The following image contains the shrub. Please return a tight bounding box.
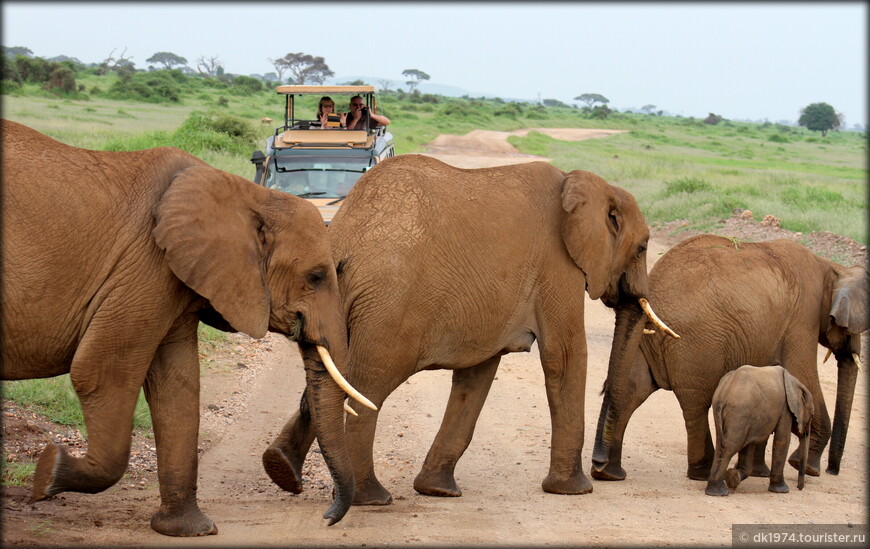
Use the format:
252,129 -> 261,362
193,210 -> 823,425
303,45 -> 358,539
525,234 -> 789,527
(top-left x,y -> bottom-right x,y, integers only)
767,133 -> 789,143
703,113 -> 724,125
663,176 -> 713,195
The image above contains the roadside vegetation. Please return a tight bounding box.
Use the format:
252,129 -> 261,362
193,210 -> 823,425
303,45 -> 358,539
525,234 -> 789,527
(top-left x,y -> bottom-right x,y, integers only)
2,65 -> 866,457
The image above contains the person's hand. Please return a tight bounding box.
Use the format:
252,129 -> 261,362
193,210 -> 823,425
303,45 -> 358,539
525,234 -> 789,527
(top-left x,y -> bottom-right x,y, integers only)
340,112 -> 347,126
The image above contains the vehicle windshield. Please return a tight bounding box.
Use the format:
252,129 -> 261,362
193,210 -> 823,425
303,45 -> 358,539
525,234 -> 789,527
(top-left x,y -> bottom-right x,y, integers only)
264,155 -> 372,199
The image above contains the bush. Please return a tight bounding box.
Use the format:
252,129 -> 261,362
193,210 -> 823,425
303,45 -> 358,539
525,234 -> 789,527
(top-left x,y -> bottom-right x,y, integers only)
230,75 -> 264,95
767,133 -> 789,143
107,70 -> 181,103
703,113 -> 724,125
663,177 -> 713,195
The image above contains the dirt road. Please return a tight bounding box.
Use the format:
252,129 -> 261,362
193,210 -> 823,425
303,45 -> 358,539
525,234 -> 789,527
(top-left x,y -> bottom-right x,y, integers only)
2,129 -> 866,547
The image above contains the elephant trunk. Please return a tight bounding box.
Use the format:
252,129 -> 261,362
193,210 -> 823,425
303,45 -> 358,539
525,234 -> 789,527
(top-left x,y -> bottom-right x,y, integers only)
826,352 -> 859,475
592,300 -> 646,475
300,343 -> 354,525
797,431 -> 809,490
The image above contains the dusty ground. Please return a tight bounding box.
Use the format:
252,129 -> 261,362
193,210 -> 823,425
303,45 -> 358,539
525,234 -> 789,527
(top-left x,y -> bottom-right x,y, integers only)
2,128 -> 867,547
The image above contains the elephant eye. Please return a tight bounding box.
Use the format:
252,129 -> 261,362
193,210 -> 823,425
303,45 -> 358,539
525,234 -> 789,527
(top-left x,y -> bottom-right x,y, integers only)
307,268 -> 326,288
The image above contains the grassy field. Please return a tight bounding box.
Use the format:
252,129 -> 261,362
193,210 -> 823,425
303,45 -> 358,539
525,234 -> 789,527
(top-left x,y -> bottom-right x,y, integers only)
1,73 -> 866,441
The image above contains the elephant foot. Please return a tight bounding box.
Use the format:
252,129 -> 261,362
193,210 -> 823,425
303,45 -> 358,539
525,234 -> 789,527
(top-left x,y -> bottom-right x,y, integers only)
30,443 -> 63,502
704,480 -> 729,496
413,469 -> 461,497
590,461 -> 627,481
262,446 -> 304,494
725,468 -> 745,491
542,470 -> 593,495
686,464 -> 711,481
150,504 -> 217,537
353,478 -> 392,506
767,480 -> 790,494
788,452 -> 820,477
825,463 -> 840,475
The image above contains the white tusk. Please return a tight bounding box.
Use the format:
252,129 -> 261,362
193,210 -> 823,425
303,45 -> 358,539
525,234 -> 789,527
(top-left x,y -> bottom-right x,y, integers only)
643,329 -> 656,335
853,353 -> 862,369
823,349 -> 833,363
317,345 -> 378,411
638,298 -> 680,339
344,400 -> 358,417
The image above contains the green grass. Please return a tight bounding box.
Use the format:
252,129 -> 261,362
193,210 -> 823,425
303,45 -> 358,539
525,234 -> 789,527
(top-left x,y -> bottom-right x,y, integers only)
2,376 -> 152,435
2,462 -> 36,486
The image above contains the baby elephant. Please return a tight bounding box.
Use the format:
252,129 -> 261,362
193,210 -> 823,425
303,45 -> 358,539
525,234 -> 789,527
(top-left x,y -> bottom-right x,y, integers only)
705,365 -> 814,496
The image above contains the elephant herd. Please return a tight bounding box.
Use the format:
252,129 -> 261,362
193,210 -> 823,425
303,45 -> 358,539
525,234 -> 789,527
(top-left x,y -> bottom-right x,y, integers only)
1,119 -> 866,538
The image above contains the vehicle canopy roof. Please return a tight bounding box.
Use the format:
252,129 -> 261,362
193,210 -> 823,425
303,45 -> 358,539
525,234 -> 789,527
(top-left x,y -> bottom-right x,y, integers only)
276,85 -> 376,95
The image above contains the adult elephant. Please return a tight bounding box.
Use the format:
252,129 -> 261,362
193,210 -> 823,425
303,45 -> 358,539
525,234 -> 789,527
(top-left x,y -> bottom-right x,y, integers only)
261,154 -> 676,505
592,234 -> 867,483
0,120 -> 370,536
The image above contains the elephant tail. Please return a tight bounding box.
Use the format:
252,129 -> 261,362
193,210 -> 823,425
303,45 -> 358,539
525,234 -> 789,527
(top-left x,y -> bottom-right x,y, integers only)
712,401 -> 726,452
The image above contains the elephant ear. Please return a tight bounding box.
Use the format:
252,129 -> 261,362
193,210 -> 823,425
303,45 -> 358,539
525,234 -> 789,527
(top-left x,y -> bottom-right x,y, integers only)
783,369 -> 814,436
153,165 -> 270,339
830,266 -> 869,334
561,171 -> 615,300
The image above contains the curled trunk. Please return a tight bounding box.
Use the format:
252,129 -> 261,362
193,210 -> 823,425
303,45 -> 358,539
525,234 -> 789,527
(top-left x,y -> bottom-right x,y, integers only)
591,299 -> 646,473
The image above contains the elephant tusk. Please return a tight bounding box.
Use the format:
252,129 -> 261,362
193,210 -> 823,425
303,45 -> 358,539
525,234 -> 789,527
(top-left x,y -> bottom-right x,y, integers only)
638,298 -> 680,339
317,345 -> 378,411
853,353 -> 862,369
643,329 -> 656,335
343,400 -> 358,417
823,349 -> 832,363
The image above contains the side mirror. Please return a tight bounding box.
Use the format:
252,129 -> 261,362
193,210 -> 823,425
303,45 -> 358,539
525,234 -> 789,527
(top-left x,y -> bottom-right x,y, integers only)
250,150 -> 266,184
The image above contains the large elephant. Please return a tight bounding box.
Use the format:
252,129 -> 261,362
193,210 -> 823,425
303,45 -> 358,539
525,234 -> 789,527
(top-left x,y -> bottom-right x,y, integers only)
0,120 -> 369,536
260,153 -> 675,505
592,234 -> 867,484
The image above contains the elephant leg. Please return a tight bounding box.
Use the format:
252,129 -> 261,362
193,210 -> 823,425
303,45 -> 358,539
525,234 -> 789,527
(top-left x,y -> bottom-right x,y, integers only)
769,418 -> 791,493
705,443 -> 739,496
143,315 -> 217,537
728,444 -> 755,490
414,356 -> 500,497
539,340 -> 592,495
678,397 -> 715,481
346,365 -> 411,506
31,311 -> 151,503
262,391 -> 316,494
737,440 -> 770,477
591,355 -> 657,481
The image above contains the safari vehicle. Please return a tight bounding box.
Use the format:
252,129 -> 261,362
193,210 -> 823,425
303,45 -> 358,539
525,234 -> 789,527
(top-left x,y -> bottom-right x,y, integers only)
251,85 -> 395,225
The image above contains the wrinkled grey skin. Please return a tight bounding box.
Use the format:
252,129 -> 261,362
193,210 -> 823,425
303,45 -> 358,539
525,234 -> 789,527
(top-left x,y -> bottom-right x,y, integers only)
0,119 -> 354,536
705,365 -> 814,496
593,234 -> 867,484
261,154 -> 655,505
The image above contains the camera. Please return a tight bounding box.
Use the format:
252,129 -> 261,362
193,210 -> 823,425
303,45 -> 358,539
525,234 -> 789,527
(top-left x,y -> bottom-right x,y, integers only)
361,107 -> 368,114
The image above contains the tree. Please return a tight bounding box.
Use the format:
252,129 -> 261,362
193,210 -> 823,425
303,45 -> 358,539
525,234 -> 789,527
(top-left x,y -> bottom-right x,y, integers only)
273,53 -> 333,85
97,47 -> 135,75
402,69 -> 430,92
641,104 -> 657,114
196,55 -> 223,77
798,102 -> 840,136
146,52 -> 188,70
3,46 -> 33,58
377,78 -> 393,92
574,93 -> 609,108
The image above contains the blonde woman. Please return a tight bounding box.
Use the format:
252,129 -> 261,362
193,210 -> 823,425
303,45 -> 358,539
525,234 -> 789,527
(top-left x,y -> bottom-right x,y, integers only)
316,96 -> 346,129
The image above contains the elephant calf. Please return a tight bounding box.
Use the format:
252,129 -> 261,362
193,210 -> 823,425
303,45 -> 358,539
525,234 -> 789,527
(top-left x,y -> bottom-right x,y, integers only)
705,365 -> 814,496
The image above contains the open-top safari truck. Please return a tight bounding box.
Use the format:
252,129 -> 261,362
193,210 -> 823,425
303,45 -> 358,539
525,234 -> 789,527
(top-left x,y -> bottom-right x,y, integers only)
251,85 -> 395,224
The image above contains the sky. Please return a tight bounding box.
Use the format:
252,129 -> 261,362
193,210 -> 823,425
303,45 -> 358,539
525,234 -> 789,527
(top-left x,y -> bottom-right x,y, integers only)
3,2 -> 867,126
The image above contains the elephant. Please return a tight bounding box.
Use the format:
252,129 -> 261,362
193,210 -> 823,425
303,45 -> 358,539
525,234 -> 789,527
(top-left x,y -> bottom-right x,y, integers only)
705,365 -> 814,496
260,153 -> 676,505
0,119 -> 371,536
592,234 -> 867,485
